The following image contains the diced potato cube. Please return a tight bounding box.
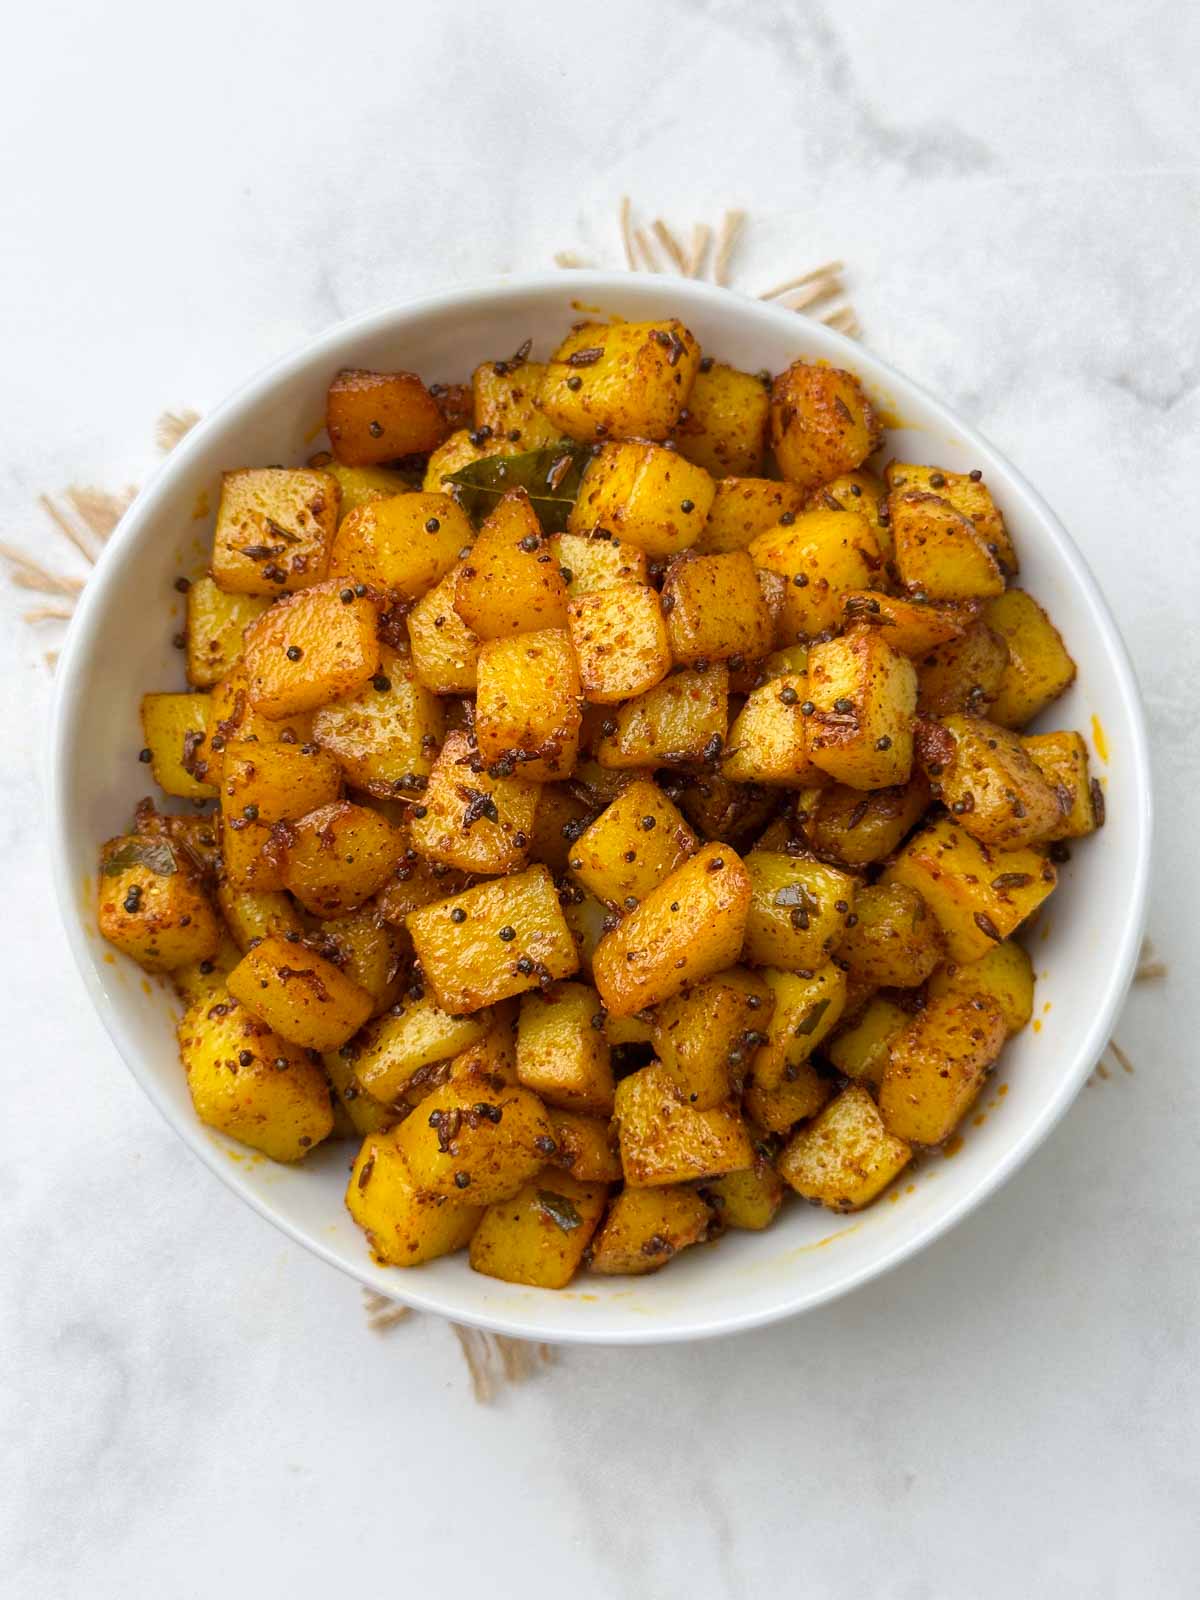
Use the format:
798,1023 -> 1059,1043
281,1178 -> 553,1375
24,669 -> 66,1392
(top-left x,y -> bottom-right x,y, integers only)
475,628 -> 582,781
203,665 -> 314,787
311,645 -> 443,795
324,1048 -> 396,1136
393,1080 -> 554,1204
806,469 -> 893,563
743,1064 -> 833,1136
879,993 -> 1006,1144
885,461 -> 1017,575
567,583 -> 671,704
677,773 -> 779,848
140,692 -> 217,800
749,963 -> 846,1090
596,664 -> 729,770
568,441 -> 714,559
561,885 -> 609,981
701,1154 -> 786,1231
409,729 -> 538,874
918,713 -> 1065,848
545,1110 -> 623,1183
891,491 -> 1004,600
722,674 -> 822,786
423,428 -> 494,490
98,834 -> 221,972
778,1084 -> 911,1210
604,1011 -> 655,1047
769,362 -> 882,492
827,996 -> 911,1085
171,932 -> 241,1005
589,1185 -> 710,1274
220,818 -> 284,893
445,1001 -> 520,1091
180,990 -> 333,1161
407,865 -> 579,1014
242,582 -> 381,718
407,577 -> 481,704
805,631 -> 917,789
592,844 -> 751,1016
882,817 -> 1056,962
742,852 -> 857,971
221,737 -> 341,823
982,590 -> 1077,728
653,967 -> 774,1109
326,368 -> 447,465
330,491 -> 473,600
836,882 -> 944,988
842,590 -> 969,656
315,902 -> 404,1014
212,468 -> 338,596
472,358 -> 563,451
800,773 -> 931,866
916,620 -> 1010,717
674,361 -> 770,477
567,777 -> 697,911
1021,730 -> 1102,840
216,882 -> 304,951
698,477 -> 807,554
185,578 -> 269,687
662,550 -> 774,664
539,319 -> 701,443
750,509 -> 883,641
614,1062 -> 753,1187
346,1135 -> 480,1264
454,489 -> 570,638
469,1171 -> 609,1288
227,933 -> 373,1050
348,996 -> 489,1105
926,941 -> 1035,1037
516,981 -> 614,1114
550,530 -> 648,595
321,461 -> 412,522
275,800 -> 407,916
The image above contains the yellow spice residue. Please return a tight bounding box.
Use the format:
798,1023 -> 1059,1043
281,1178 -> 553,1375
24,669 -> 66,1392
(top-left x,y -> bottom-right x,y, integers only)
997,1083 -> 1008,1097
304,417 -> 327,444
943,1134 -> 964,1158
1091,714 -> 1110,764
1032,1019 -> 1042,1033
569,301 -> 624,321
191,488 -> 210,520
103,951 -> 116,965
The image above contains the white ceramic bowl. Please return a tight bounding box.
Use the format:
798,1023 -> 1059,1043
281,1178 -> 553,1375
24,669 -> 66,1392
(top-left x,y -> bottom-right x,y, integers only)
50,273 -> 1152,1344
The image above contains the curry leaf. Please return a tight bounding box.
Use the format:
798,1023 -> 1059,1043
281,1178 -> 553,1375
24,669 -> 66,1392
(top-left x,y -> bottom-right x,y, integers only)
536,1190 -> 583,1232
102,837 -> 178,877
444,443 -> 592,533
793,997 -> 831,1038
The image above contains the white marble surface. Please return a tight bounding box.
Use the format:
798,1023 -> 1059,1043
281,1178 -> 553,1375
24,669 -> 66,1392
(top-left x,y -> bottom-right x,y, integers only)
2,1 -> 1197,1594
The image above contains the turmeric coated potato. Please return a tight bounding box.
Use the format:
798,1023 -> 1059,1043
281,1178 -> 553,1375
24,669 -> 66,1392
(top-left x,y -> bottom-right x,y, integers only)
769,362 -> 882,493
99,311 -> 1104,1287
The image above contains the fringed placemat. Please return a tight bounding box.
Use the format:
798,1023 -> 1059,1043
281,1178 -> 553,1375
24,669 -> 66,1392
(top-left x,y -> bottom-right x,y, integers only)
5,202 -> 1162,1397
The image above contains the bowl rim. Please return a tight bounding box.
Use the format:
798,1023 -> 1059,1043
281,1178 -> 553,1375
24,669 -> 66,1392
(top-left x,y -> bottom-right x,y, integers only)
48,271 -> 1153,1344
